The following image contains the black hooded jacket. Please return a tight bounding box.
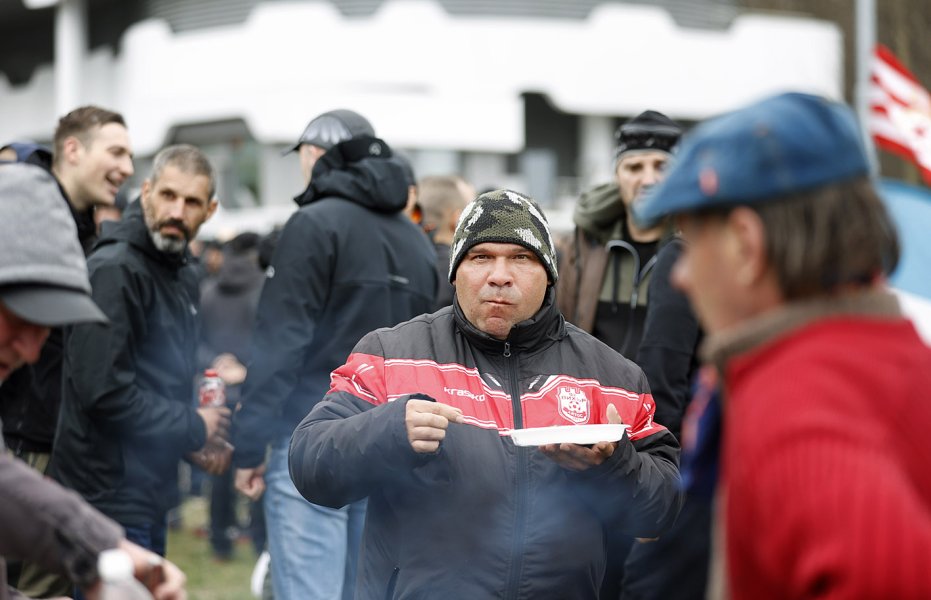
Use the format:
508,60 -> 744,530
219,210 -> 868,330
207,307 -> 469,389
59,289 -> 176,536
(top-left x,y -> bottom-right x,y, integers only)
51,201 -> 207,525
232,137 -> 437,468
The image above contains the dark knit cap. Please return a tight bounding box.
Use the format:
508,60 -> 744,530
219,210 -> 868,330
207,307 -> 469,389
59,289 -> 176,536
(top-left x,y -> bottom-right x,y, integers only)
448,189 -> 558,283
614,110 -> 683,162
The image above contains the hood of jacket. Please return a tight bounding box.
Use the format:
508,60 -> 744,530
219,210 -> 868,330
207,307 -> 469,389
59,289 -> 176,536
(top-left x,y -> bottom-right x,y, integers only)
573,182 -> 627,244
573,182 -> 677,247
294,136 -> 409,214
93,199 -> 190,269
24,152 -> 98,253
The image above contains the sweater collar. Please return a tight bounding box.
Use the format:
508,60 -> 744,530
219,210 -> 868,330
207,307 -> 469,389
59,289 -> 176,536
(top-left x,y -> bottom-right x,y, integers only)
701,287 -> 902,375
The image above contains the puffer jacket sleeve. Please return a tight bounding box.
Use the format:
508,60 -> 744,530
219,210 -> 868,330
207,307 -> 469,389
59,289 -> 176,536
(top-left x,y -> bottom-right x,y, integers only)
570,369 -> 683,538
0,453 -> 123,589
289,331 -> 440,508
65,261 -> 205,451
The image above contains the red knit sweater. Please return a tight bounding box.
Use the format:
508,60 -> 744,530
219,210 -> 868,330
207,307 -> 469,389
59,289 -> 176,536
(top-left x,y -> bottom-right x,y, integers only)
722,317 -> 931,599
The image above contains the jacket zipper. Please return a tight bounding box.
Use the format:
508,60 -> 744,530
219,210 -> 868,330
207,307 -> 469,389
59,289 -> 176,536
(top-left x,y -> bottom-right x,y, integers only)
384,566 -> 400,600
606,239 -> 661,353
605,239 -> 639,314
503,341 -> 528,600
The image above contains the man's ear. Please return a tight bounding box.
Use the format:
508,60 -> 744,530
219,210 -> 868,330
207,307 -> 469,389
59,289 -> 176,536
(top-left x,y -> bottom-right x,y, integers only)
61,136 -> 82,166
140,179 -> 152,205
727,207 -> 769,288
206,198 -> 219,220
447,208 -> 463,234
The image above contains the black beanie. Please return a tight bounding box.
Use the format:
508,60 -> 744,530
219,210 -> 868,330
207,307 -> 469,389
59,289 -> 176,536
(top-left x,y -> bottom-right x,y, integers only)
614,110 -> 683,162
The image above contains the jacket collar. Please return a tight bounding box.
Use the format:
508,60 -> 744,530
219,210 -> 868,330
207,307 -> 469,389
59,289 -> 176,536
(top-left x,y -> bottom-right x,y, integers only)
453,287 -> 566,355
572,182 -> 675,246
701,287 -> 902,376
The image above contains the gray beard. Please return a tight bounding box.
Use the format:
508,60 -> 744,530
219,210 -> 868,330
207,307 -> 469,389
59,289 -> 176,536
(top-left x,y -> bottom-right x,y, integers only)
149,230 -> 187,255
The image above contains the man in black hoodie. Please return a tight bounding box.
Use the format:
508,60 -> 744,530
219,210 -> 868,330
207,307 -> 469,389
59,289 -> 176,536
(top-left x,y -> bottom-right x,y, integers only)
1,107 -> 134,598
52,144 -> 231,559
232,109 -> 437,600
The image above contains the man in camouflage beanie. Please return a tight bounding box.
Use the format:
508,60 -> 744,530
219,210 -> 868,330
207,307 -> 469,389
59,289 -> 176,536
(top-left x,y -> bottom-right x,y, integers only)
448,189 -> 558,284
290,189 -> 682,599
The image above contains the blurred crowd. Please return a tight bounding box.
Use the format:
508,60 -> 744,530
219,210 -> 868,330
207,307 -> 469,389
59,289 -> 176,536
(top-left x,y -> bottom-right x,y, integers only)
1,94 -> 929,600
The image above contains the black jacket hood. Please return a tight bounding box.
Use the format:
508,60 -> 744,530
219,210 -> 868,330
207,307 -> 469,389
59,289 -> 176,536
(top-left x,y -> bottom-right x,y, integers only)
294,136 -> 408,213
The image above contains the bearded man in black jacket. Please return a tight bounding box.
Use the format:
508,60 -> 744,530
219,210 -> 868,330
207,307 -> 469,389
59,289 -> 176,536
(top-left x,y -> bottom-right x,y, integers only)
231,109 -> 437,600
52,144 -> 231,559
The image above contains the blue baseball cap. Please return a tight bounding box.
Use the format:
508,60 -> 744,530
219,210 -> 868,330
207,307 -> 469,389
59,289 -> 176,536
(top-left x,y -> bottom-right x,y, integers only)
633,93 -> 870,227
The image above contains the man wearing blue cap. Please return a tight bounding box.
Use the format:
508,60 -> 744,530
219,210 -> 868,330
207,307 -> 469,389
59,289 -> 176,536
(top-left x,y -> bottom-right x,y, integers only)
634,92 -> 931,599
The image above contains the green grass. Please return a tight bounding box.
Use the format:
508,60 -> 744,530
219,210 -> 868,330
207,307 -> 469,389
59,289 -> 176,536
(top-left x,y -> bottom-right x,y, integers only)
166,496 -> 258,600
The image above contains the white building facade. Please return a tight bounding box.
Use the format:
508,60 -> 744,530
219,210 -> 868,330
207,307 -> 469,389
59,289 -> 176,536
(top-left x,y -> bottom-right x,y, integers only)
0,0 -> 842,235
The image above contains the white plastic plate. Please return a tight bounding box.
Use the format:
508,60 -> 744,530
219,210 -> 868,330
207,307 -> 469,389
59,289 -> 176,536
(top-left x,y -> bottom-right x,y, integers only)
507,424 -> 630,447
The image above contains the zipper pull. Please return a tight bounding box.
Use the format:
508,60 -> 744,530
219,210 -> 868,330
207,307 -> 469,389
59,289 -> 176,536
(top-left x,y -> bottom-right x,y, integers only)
503,342 -> 511,358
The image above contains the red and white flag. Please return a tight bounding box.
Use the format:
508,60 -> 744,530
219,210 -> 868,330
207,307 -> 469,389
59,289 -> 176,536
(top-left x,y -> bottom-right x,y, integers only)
869,45 -> 931,185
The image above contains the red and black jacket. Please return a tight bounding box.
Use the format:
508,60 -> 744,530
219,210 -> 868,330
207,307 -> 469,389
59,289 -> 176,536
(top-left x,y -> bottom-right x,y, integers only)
290,288 -> 682,600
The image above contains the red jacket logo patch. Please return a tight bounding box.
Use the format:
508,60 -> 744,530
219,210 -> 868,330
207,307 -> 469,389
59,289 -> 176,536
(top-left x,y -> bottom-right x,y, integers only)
557,386 -> 590,424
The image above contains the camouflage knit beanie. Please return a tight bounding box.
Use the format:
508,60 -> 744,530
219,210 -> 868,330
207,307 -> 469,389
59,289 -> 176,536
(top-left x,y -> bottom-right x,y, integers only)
448,189 -> 558,283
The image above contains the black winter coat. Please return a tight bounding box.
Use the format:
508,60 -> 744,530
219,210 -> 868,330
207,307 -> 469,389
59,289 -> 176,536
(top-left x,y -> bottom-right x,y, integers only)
51,201 -> 207,525
232,137 -> 437,468
290,290 -> 682,600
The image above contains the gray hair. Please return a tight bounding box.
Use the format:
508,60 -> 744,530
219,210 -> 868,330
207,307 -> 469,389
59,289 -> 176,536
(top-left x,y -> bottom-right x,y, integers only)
150,144 -> 217,199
